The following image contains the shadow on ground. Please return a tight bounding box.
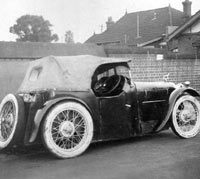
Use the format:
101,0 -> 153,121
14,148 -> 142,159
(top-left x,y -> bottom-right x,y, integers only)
0,130 -> 177,160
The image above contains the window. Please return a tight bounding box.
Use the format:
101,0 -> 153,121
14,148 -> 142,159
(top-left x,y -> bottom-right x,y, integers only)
95,63 -> 130,80
92,63 -> 131,96
29,67 -> 42,82
115,65 -> 130,78
97,68 -> 115,80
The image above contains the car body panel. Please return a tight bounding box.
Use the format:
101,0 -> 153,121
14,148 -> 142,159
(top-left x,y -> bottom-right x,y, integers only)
135,82 -> 175,119
156,86 -> 200,132
98,92 -> 132,139
27,91 -> 100,144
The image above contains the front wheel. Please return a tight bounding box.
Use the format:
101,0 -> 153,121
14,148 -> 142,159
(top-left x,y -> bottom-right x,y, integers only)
42,102 -> 93,158
171,95 -> 200,138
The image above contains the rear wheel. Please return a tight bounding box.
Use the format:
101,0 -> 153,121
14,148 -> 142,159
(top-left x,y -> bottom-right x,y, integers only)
171,95 -> 200,138
42,102 -> 93,158
0,94 -> 25,149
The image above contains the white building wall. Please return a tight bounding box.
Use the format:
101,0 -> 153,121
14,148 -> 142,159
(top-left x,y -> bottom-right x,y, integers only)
184,19 -> 200,33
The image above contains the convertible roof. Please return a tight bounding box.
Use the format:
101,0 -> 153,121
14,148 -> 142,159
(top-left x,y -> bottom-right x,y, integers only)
18,55 -> 130,92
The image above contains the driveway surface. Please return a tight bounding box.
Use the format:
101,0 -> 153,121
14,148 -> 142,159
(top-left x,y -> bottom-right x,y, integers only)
0,130 -> 200,179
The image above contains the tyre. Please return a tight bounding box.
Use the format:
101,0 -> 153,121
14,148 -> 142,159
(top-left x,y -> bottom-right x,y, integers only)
171,95 -> 200,138
0,94 -> 25,149
42,102 -> 93,158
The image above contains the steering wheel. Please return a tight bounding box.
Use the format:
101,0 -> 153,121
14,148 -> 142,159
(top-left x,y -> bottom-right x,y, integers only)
94,75 -> 122,96
93,77 -> 108,94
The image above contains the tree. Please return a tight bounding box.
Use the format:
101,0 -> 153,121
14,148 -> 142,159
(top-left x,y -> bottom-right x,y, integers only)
65,30 -> 74,44
10,15 -> 59,42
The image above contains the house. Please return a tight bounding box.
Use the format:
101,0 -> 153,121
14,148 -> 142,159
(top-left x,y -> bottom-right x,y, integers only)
167,9 -> 200,57
85,0 -> 192,49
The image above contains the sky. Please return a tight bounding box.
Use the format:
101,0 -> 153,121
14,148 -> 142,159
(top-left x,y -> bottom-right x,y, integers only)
0,0 -> 200,43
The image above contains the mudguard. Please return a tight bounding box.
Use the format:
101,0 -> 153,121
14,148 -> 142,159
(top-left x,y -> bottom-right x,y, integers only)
155,86 -> 200,132
28,97 -> 93,143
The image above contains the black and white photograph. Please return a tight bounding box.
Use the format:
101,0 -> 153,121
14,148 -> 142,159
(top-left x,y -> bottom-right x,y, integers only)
0,0 -> 200,178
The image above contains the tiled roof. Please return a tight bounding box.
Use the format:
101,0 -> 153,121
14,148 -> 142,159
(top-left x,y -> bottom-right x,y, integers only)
85,7 -> 185,46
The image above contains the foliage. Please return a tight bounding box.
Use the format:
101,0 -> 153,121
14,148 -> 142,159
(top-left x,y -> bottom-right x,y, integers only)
65,30 -> 74,44
10,15 -> 59,42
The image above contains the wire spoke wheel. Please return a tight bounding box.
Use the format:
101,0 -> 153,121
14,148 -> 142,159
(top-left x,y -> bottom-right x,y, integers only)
0,101 -> 16,141
51,110 -> 86,149
171,95 -> 200,138
0,94 -> 25,149
42,102 -> 93,158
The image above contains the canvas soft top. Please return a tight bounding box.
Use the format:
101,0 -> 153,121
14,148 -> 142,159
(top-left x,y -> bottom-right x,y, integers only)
18,55 -> 130,92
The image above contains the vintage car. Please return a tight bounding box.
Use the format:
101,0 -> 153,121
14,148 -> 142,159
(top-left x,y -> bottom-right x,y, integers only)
0,55 -> 200,158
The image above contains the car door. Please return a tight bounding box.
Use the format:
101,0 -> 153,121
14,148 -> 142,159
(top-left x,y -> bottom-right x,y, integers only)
99,91 -> 132,140
92,63 -> 133,140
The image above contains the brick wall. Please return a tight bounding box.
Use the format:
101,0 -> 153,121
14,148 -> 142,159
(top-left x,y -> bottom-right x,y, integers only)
109,54 -> 200,92
0,53 -> 200,101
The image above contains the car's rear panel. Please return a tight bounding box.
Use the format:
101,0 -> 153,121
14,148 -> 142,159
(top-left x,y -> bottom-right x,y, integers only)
19,90 -> 101,145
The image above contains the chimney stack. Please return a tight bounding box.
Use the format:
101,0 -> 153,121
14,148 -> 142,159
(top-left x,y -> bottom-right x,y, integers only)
182,0 -> 192,20
106,17 -> 114,30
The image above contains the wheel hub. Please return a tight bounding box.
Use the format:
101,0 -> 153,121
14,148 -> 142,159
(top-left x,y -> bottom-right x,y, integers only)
60,121 -> 75,138
180,110 -> 192,123
5,114 -> 14,125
